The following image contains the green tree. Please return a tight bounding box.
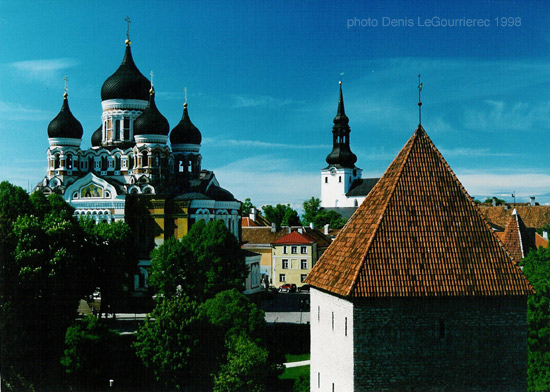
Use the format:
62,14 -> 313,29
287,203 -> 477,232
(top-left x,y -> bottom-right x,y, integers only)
242,198 -> 255,215
0,184 -> 92,389
484,197 -> 505,205
149,220 -> 247,301
262,204 -> 301,227
521,245 -> 550,391
60,315 -> 118,387
134,296 -> 208,389
213,333 -> 271,392
302,196 -> 347,229
80,219 -> 135,318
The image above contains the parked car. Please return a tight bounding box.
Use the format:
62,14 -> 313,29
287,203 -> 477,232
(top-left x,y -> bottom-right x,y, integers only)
279,283 -> 297,293
298,284 -> 310,292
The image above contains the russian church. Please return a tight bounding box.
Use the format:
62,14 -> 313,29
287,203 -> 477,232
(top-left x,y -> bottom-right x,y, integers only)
35,34 -> 244,293
321,82 -> 379,217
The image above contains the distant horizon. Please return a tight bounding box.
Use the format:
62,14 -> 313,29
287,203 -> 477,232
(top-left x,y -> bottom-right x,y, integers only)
1,1 -> 549,208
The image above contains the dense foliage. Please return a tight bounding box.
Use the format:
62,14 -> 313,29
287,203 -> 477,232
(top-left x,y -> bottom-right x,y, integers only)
241,197 -> 255,215
302,196 -> 348,229
149,219 -> 247,301
261,204 -> 301,227
521,245 -> 550,391
134,289 -> 278,391
0,183 -> 92,389
60,315 -> 119,386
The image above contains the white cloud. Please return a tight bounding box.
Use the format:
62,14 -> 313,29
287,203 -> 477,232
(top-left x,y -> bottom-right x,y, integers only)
439,147 -> 514,158
8,58 -> 79,85
231,94 -> 302,109
464,100 -> 550,132
203,137 -> 329,150
456,171 -> 550,201
0,101 -> 51,121
212,157 -> 319,209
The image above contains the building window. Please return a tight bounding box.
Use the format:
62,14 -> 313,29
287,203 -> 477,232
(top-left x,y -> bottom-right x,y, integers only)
332,383 -> 335,392
282,259 -> 289,269
325,177 -> 328,183
291,246 -> 298,254
301,246 -> 307,254
339,176 -> 342,183
301,259 -> 308,269
283,246 -> 288,254
279,274 -> 286,282
301,274 -> 307,283
345,317 -> 348,336
318,372 -> 320,388
332,311 -> 334,330
318,306 -> 320,322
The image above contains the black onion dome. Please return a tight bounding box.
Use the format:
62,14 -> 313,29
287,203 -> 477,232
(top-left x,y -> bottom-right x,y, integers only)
170,103 -> 202,145
91,125 -> 102,147
133,89 -> 170,136
101,44 -> 151,101
47,94 -> 83,139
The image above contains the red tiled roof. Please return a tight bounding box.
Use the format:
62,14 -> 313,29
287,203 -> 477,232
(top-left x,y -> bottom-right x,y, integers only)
535,233 -> 549,248
499,210 -> 535,261
272,231 -> 316,245
307,125 -> 532,298
479,205 -> 550,229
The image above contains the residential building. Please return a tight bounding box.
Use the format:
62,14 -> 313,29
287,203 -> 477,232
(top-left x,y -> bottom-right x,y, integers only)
272,231 -> 319,287
242,225 -> 331,286
307,125 -> 532,391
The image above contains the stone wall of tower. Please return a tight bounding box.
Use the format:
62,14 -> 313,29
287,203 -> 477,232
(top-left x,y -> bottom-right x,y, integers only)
310,288 -> 355,392
311,289 -> 527,392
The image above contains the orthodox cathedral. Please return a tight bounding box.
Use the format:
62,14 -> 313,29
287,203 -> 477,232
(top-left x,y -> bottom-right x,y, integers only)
35,35 -> 245,293
321,82 -> 379,216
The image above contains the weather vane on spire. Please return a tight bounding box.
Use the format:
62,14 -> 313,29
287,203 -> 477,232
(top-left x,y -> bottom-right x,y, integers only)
125,16 -> 131,45
418,74 -> 423,125
64,75 -> 68,97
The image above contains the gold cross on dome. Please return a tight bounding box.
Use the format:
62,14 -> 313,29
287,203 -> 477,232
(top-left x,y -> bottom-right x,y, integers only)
125,16 -> 131,40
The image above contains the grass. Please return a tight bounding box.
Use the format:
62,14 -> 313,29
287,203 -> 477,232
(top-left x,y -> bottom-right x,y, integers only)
284,353 -> 310,363
279,353 -> 310,381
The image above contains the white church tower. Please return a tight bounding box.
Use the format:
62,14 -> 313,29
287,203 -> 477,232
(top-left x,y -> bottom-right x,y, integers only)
321,82 -> 363,208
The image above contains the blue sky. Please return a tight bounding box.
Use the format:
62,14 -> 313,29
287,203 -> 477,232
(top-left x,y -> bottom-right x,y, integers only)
1,0 -> 549,209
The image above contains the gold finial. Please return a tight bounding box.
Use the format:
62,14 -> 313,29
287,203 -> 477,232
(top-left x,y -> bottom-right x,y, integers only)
125,16 -> 132,46
417,74 -> 423,125
63,75 -> 68,98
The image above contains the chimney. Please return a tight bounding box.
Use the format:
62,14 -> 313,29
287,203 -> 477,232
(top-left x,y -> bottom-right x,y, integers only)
492,197 -> 498,206
530,196 -> 536,206
271,222 -> 277,233
324,223 -> 330,235
288,226 -> 292,233
298,227 -> 303,234
543,231 -> 548,240
249,207 -> 256,222
309,222 -> 314,230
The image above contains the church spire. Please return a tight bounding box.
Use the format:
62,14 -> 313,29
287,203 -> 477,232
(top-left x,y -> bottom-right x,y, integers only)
325,81 -> 357,169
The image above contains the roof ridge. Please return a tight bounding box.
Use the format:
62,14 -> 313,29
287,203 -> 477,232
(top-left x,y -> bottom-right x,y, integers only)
347,129 -> 420,296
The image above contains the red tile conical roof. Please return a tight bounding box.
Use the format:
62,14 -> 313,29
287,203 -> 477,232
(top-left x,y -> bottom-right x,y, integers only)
307,126 -> 532,297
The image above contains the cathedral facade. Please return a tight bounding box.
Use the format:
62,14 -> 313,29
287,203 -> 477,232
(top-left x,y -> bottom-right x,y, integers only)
36,37 -> 242,292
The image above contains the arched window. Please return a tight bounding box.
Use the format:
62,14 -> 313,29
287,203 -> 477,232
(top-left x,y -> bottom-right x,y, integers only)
128,154 -> 134,169
142,151 -> 148,167
114,155 -> 121,171
54,154 -> 60,169
101,156 -> 108,171
123,118 -> 130,140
